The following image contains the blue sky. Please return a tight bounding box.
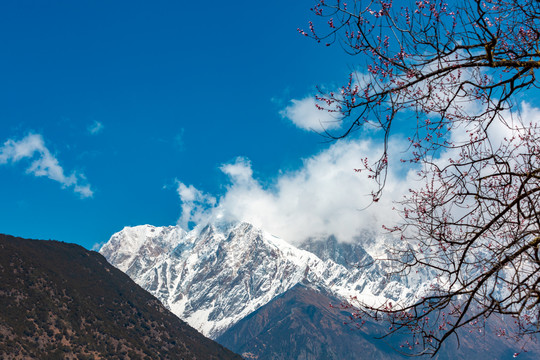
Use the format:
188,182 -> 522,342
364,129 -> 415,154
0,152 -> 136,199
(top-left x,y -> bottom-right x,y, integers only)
0,0 -> 362,249
3,1 -> 539,250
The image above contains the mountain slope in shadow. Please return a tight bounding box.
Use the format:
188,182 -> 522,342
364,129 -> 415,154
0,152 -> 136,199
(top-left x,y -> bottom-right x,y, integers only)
0,233 -> 242,360
217,283 -> 540,360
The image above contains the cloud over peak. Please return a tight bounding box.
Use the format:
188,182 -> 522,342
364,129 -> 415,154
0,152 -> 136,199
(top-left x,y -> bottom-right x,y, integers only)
177,140 -> 407,244
176,181 -> 216,230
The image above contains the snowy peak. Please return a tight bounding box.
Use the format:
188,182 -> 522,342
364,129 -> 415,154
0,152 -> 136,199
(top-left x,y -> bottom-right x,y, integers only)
162,222 -> 328,337
100,224 -> 185,273
100,221 -> 426,339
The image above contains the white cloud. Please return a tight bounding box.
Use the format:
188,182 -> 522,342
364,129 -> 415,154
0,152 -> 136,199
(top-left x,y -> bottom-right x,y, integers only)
220,157 -> 255,185
176,181 -> 216,230
0,133 -> 93,198
178,139 -> 412,244
88,120 -> 104,135
177,95 -> 540,245
91,241 -> 106,251
74,184 -> 94,198
280,97 -> 342,132
195,101 -> 537,244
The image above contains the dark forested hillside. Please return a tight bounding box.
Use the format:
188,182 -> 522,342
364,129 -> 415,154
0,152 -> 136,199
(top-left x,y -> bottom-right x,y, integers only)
0,233 -> 241,360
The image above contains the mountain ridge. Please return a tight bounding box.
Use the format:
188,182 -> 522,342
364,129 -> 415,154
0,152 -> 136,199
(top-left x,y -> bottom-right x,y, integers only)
100,222 -> 428,338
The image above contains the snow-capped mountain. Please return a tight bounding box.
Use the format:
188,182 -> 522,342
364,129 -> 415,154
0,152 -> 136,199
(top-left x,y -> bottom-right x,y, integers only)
100,221 -> 431,339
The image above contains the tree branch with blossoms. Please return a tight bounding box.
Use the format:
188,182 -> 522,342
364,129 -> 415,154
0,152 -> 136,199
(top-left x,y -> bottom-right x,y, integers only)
301,0 -> 540,356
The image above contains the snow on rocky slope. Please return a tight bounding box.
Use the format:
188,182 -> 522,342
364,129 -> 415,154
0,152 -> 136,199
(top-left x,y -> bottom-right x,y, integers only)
100,222 -> 430,339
